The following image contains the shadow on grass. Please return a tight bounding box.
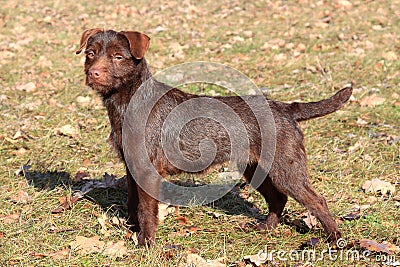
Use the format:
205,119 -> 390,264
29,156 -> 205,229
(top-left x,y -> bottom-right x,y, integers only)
23,168 -> 128,217
23,167 -> 264,220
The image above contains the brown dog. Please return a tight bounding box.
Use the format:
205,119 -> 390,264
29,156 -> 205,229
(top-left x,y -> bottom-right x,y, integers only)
77,28 -> 352,246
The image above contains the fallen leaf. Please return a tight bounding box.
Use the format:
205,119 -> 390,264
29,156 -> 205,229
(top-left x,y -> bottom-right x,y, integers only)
302,212 -> 318,229
382,51 -> 398,61
185,253 -> 226,267
359,94 -> 386,107
52,195 -> 80,214
37,55 -> 53,68
392,93 -> 400,99
244,251 -> 271,266
0,213 -> 20,224
348,140 -> 363,153
356,118 -> 368,126
158,203 -> 176,223
10,190 -> 32,204
12,130 -> 23,140
15,164 -> 31,177
176,213 -> 191,225
57,124 -> 80,138
125,231 -> 138,246
74,170 -> 90,182
292,263 -> 314,267
163,243 -> 184,250
359,239 -> 400,255
341,211 -> 362,221
300,238 -> 320,249
48,249 -> 70,260
303,237 -> 319,247
83,158 -> 92,165
16,82 -> 36,92
78,173 -> 126,195
188,226 -> 202,235
362,178 -> 396,195
243,30 -> 253,38
70,236 -> 104,255
30,249 -> 70,260
207,210 -> 224,219
335,0 -> 353,9
103,240 -> 128,258
97,213 -> 111,237
237,221 -> 253,231
76,96 -> 91,107
292,212 -> 318,233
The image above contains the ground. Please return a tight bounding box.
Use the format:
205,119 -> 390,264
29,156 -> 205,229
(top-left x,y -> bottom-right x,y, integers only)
0,0 -> 399,266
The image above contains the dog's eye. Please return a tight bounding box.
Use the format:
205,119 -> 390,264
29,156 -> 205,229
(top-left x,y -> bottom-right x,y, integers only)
86,51 -> 95,59
114,54 -> 124,61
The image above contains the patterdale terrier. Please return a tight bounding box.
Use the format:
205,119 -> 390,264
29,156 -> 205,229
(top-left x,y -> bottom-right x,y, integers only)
76,28 -> 352,246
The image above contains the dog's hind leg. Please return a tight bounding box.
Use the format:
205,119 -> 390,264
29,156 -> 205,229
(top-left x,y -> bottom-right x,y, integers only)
269,161 -> 341,243
243,164 -> 288,230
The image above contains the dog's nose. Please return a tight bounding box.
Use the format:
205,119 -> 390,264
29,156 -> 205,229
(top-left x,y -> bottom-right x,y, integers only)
89,68 -> 103,79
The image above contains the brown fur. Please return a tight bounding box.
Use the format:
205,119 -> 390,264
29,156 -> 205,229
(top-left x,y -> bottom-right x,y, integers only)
77,29 -> 352,246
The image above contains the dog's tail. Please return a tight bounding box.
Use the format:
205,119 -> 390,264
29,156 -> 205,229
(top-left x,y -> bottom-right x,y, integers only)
289,83 -> 353,122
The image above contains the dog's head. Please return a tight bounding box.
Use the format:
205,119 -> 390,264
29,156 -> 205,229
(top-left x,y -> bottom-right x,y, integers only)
76,29 -> 150,96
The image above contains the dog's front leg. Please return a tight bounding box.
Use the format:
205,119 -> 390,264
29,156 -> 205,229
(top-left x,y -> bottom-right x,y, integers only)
126,167 -> 140,232
136,174 -> 160,246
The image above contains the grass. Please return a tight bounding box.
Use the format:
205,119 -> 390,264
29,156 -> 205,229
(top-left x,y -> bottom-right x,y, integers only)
0,0 -> 399,266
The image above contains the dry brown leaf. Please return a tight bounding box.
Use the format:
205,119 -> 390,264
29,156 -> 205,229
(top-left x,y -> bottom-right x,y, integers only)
76,96 -> 91,106
74,170 -> 90,182
125,231 -> 139,246
356,117 -> 368,126
70,236 -> 104,255
301,237 -> 320,248
158,203 -> 176,223
335,0 -> 353,9
37,55 -> 53,68
70,235 -> 128,258
341,211 -> 362,221
188,226 -> 202,235
359,239 -> 400,255
97,213 -> 111,237
57,124 -> 80,138
103,240 -> 128,258
382,51 -> 398,61
0,213 -> 21,224
348,140 -> 363,153
52,195 -> 80,214
176,212 -> 191,225
48,249 -> 70,260
12,130 -> 23,140
10,190 -> 32,204
359,94 -> 386,107
362,178 -> 396,195
302,212 -> 318,229
292,263 -> 314,267
30,249 -> 70,260
244,251 -> 272,266
185,253 -> 226,267
16,82 -> 36,92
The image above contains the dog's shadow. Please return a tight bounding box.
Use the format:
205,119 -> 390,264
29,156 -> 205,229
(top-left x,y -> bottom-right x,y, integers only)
23,168 -> 128,217
23,168 -> 263,220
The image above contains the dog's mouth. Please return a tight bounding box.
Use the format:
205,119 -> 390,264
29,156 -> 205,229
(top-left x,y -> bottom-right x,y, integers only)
86,76 -> 112,89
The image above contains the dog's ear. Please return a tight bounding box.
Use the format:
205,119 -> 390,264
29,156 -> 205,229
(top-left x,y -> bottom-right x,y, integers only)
120,31 -> 150,59
76,28 -> 104,54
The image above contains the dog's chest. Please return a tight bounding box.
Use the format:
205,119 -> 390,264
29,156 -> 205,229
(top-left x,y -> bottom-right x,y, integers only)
104,97 -> 129,159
